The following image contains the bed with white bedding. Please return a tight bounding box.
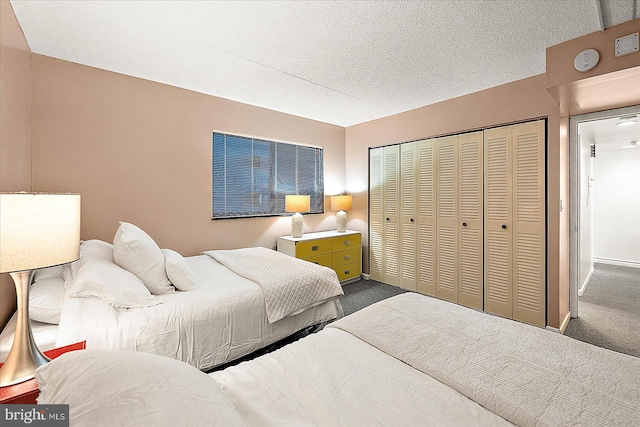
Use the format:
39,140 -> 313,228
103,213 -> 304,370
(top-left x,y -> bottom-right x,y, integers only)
36,292 -> 640,427
3,220 -> 343,371
56,252 -> 342,370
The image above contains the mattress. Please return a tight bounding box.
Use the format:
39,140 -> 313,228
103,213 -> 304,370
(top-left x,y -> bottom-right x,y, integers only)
55,255 -> 342,370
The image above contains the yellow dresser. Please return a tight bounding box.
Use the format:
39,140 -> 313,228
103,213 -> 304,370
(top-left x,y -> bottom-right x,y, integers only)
277,230 -> 362,284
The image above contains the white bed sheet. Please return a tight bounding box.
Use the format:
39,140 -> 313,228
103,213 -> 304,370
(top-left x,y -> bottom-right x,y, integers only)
211,327 -> 512,426
55,255 -> 342,370
0,313 -> 59,362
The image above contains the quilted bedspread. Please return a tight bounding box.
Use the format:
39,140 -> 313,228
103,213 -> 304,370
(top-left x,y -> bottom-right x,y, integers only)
204,247 -> 343,323
330,293 -> 640,427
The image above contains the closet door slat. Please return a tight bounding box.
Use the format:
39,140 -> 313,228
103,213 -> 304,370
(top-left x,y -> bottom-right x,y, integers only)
483,126 -> 513,319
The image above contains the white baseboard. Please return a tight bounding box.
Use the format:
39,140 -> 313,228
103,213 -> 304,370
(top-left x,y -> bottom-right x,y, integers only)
361,273 -> 371,280
593,258 -> 640,269
578,266 -> 594,297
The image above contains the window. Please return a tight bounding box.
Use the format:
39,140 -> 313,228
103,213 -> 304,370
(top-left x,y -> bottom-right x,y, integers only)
212,132 -> 324,219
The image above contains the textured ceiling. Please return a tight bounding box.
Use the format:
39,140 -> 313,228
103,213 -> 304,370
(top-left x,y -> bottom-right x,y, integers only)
9,0 -> 640,127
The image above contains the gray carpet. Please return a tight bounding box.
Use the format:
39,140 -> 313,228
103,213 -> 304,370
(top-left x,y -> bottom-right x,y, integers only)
341,279 -> 408,316
564,263 -> 640,358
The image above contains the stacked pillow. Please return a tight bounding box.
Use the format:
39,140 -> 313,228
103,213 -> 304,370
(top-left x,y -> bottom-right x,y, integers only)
113,222 -> 174,295
30,266 -> 66,324
65,238 -> 161,308
112,221 -> 197,293
161,248 -> 196,291
36,222 -> 198,312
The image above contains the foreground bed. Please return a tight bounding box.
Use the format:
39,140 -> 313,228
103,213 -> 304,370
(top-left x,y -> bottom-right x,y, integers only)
36,292 -> 640,426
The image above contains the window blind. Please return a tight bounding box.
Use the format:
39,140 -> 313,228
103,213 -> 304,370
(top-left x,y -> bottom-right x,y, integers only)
212,133 -> 324,219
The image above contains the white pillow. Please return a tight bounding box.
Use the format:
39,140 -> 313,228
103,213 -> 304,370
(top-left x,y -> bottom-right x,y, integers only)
161,249 -> 197,291
30,278 -> 65,324
36,350 -> 244,427
80,239 -> 114,261
113,222 -> 173,295
33,265 -> 65,282
66,256 -> 162,308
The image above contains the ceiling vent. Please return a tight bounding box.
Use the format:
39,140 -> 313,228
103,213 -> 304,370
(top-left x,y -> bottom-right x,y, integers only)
615,32 -> 639,57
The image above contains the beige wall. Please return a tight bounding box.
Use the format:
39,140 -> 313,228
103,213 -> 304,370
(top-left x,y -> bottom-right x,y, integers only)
30,55 -> 346,257
547,19 -> 640,90
345,74 -> 566,328
547,18 -> 640,117
0,1 -> 32,328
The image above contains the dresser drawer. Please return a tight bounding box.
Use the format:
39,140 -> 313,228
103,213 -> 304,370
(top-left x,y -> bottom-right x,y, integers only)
331,248 -> 361,267
278,231 -> 361,284
295,238 -> 332,258
334,261 -> 361,282
332,234 -> 361,252
301,253 -> 332,268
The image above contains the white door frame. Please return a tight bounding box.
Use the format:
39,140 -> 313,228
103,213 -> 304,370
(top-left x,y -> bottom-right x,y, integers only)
569,104 -> 640,318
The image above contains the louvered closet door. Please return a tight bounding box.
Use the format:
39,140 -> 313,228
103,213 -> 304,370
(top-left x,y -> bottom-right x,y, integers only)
382,145 -> 400,286
416,138 -> 437,296
369,147 -> 384,282
512,121 -> 546,327
458,131 -> 483,310
436,135 -> 459,303
483,126 -> 513,319
399,142 -> 417,290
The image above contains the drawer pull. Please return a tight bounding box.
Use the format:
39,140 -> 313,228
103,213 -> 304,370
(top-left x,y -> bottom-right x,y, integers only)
344,270 -> 350,275
344,255 -> 350,260
344,240 -> 351,246
312,245 -> 319,251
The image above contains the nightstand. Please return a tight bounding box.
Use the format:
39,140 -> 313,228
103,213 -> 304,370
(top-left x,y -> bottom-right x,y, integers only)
0,341 -> 86,404
277,230 -> 362,284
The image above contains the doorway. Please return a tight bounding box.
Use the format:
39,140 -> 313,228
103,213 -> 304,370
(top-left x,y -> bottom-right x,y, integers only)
569,104 -> 640,319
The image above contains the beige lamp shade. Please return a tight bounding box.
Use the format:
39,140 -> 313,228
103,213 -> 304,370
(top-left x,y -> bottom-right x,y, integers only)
285,195 -> 310,213
0,193 -> 81,273
331,195 -> 352,211
0,192 -> 81,387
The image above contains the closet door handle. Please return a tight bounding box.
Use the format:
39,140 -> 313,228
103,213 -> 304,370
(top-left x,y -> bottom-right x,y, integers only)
501,224 -> 507,230
462,222 -> 467,227
386,217 -> 390,221
410,218 -> 414,222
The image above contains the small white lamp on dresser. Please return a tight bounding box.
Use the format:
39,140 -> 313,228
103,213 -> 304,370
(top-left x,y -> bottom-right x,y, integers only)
331,195 -> 352,233
0,193 -> 81,386
285,195 -> 310,238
